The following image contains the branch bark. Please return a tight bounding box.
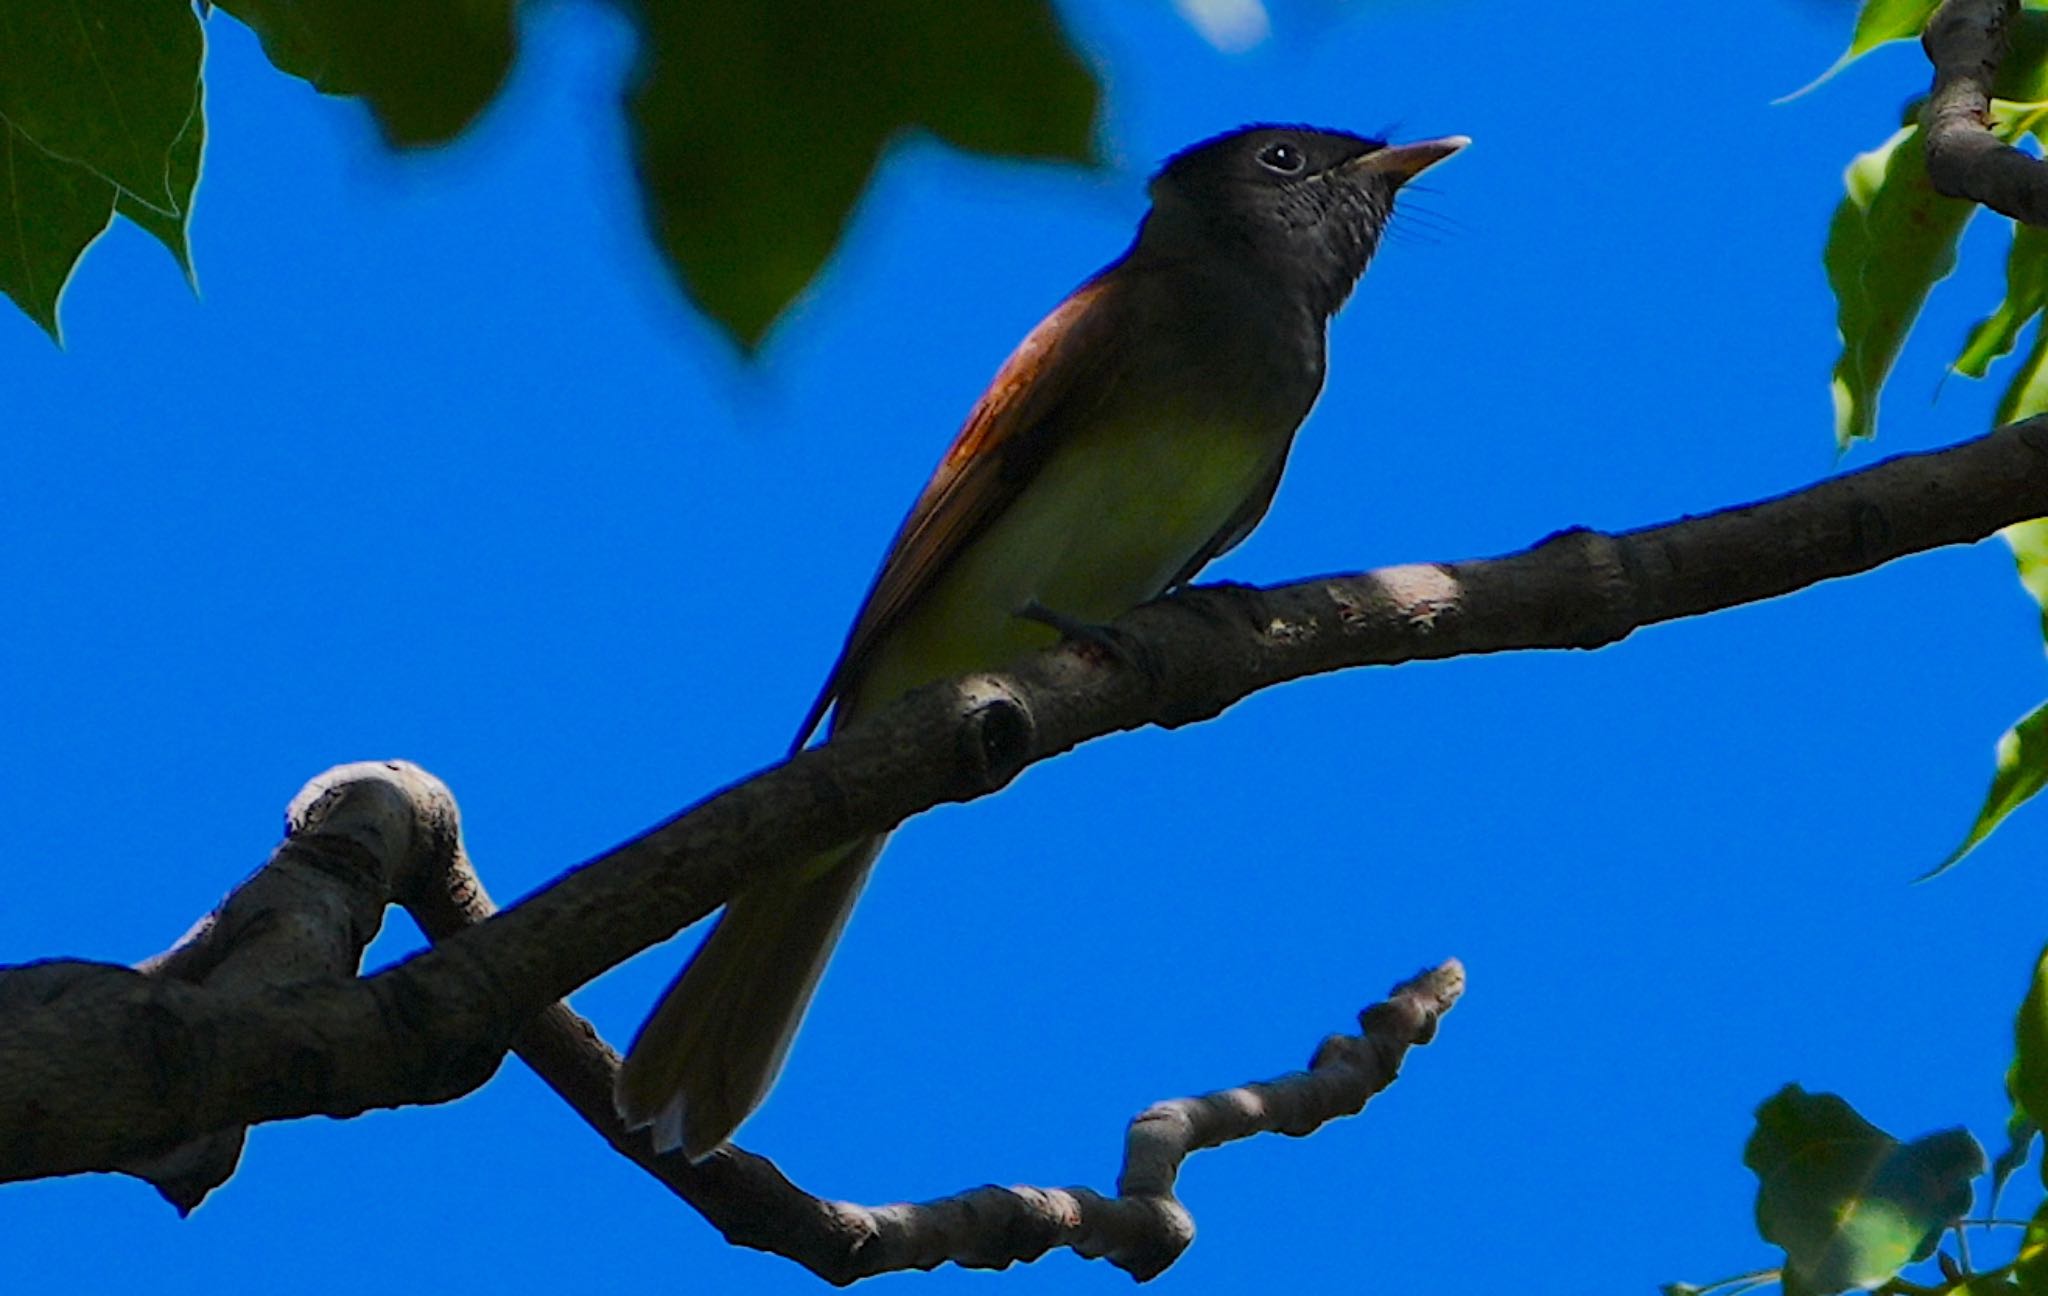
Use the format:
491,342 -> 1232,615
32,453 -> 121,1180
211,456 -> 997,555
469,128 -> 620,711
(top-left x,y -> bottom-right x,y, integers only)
1922,0 -> 2048,224
4,420 -> 2048,1267
425,819 -> 1461,1283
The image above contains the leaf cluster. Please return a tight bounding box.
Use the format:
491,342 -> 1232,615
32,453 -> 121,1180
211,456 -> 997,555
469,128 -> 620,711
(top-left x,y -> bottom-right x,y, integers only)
0,0 -> 1098,347
1671,8 -> 2048,1294
1814,0 -> 2048,869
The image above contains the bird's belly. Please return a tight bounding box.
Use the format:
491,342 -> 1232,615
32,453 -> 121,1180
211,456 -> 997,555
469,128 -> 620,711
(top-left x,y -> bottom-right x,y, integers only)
845,414 -> 1278,721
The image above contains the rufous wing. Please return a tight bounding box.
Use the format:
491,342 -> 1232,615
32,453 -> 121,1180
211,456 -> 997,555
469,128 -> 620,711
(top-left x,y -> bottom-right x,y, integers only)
791,269 -> 1139,750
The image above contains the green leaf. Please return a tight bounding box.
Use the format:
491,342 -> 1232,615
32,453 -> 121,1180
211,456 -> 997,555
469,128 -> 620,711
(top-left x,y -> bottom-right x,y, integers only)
1996,328 -> 2048,424
1845,0 -> 1941,57
114,75 -> 203,283
2001,11 -> 2048,103
2020,1201 -> 2048,1294
1789,0 -> 1941,97
1932,700 -> 2048,874
1746,1084 -> 1983,1295
2015,946 -> 2048,1142
624,0 -> 1098,347
0,120 -> 115,343
1957,225 -> 2048,379
1827,125 -> 1977,447
212,0 -> 517,147
2007,520 -> 2048,641
0,0 -> 204,214
1990,1099 -> 2038,1211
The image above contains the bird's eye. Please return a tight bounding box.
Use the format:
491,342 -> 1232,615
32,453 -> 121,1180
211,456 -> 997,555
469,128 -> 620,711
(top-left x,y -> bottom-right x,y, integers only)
1256,141 -> 1305,174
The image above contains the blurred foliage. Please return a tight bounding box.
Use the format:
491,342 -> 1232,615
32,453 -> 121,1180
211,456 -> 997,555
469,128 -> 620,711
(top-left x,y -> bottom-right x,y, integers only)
0,0 -> 1098,347
212,0 -> 518,147
1745,1086 -> 1980,1296
622,1 -> 1095,346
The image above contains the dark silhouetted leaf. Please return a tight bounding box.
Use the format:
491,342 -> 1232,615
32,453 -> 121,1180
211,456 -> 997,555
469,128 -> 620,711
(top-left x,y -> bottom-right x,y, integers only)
1932,700 -> 2048,874
212,0 -> 517,147
0,120 -> 115,343
1746,1084 -> 1982,1296
0,0 -> 202,214
1827,125 -> 1977,446
625,0 -> 1098,347
115,78 -> 204,283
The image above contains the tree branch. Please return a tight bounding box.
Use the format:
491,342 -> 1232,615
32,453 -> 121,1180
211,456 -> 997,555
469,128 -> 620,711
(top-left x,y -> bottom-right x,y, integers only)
401,816 -> 1461,1280
5,419 -> 2048,1205
1922,0 -> 2048,223
10,758 -> 1463,1279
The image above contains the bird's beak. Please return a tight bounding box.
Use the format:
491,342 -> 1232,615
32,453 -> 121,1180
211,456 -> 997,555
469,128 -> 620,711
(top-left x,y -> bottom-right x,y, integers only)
1350,134 -> 1471,184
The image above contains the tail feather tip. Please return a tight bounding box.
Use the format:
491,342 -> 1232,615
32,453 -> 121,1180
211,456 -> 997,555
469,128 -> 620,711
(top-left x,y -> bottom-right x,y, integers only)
618,1085 -> 724,1164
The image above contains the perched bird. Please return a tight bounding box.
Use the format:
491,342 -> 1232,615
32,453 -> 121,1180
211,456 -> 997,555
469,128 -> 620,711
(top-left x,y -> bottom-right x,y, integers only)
615,122 -> 1466,1159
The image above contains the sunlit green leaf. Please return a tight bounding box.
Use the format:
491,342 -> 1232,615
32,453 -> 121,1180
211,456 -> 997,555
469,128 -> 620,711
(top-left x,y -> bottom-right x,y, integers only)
0,0 -> 203,214
212,0 -> 517,147
1953,1277 -> 2024,1294
1931,701 -> 2048,874
624,0 -> 1097,347
114,79 -> 204,283
1958,225 -> 2048,378
0,120 -> 115,344
1997,329 -> 2048,424
1789,0 -> 1941,97
1845,0 -> 1942,58
2007,520 -> 2048,641
1827,126 -> 1977,446
1746,1084 -> 1982,1296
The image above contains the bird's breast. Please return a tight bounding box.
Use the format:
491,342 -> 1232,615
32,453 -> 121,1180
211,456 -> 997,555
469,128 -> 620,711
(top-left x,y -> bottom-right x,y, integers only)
847,401 -> 1289,718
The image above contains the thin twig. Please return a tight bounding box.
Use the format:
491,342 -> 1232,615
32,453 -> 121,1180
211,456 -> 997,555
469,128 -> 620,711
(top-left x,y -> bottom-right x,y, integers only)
399,804 -> 1460,1281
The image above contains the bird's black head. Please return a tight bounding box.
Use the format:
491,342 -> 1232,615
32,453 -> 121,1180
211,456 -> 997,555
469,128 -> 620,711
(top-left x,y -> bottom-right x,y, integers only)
1140,123 -> 1466,318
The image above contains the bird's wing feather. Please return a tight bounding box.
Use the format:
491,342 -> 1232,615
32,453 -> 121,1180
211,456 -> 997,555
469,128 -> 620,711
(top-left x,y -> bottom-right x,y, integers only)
791,270 -> 1134,751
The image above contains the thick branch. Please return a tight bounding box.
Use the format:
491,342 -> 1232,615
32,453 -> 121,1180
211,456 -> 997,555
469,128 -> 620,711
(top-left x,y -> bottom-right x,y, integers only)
5,420 -> 2048,1182
1922,0 -> 2048,223
0,764 -> 505,1184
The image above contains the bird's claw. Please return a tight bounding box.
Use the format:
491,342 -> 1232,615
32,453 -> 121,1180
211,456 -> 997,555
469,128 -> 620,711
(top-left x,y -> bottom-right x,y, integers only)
1015,599 -> 1165,684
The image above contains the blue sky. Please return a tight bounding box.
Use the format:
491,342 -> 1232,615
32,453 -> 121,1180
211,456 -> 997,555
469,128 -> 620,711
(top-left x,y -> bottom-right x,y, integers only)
7,1 -> 2048,1291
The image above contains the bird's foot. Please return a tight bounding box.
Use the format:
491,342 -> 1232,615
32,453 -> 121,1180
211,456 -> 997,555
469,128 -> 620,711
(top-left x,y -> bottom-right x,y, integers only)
1015,599 -> 1165,684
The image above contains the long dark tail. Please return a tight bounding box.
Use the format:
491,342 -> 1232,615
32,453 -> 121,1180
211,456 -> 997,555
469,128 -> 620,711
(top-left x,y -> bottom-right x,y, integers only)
613,835 -> 883,1160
